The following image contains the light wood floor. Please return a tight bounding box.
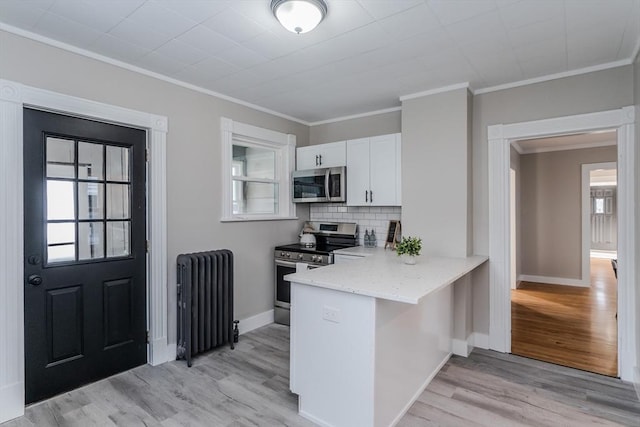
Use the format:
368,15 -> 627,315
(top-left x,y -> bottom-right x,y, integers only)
512,257 -> 618,376
4,323 -> 639,427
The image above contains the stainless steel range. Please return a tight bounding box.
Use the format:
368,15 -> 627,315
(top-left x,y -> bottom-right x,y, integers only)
274,222 -> 358,325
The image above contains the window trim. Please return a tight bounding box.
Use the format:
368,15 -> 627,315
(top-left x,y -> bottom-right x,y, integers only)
220,117 -> 296,222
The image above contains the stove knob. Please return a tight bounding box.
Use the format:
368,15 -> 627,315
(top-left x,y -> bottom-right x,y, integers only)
280,251 -> 285,257
286,252 -> 291,258
313,255 -> 319,262
298,253 -> 304,260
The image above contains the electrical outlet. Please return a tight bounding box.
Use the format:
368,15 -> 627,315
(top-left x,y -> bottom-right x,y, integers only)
322,306 -> 341,323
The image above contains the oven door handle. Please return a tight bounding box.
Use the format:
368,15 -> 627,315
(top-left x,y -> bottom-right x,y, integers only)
276,260 -> 323,269
276,260 -> 297,268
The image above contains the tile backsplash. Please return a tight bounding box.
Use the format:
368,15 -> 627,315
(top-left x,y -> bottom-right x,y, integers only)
309,203 -> 402,247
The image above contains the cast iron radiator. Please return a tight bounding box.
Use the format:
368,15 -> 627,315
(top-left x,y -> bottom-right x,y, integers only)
177,250 -> 234,366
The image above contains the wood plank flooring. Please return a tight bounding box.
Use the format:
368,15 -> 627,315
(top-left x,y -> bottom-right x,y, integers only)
3,323 -> 638,427
511,257 -> 618,376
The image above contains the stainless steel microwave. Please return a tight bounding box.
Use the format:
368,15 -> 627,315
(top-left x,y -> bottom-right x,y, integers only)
292,167 -> 346,203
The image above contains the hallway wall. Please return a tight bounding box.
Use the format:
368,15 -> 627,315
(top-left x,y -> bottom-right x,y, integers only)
520,146 -> 617,281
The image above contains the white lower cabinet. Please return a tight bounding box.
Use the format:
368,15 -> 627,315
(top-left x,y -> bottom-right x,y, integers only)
346,133 -> 401,206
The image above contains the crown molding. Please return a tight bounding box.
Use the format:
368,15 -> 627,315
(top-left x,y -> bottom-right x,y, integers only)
474,59 -> 632,95
0,23 -> 311,126
399,82 -> 471,101
308,106 -> 401,126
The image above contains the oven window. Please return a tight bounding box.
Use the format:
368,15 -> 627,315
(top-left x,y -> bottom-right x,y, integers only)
276,264 -> 295,305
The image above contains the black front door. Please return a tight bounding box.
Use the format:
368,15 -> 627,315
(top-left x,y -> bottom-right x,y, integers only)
23,108 -> 147,403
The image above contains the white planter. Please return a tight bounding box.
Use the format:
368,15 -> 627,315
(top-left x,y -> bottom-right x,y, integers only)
402,254 -> 417,265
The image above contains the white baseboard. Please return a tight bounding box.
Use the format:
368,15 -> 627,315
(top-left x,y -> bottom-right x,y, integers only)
452,338 -> 472,357
299,409 -> 333,427
166,343 -> 177,362
238,309 -> 274,335
149,337 -> 173,366
471,332 -> 489,350
389,352 -> 452,427
0,381 -> 24,424
518,274 -> 588,287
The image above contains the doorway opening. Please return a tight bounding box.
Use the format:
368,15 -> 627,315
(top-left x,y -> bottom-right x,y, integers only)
508,131 -> 618,376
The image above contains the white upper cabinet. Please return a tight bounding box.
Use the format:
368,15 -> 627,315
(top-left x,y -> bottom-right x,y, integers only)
296,141 -> 346,170
346,133 -> 401,206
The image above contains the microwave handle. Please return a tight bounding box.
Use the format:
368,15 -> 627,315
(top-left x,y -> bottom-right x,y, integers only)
325,169 -> 331,199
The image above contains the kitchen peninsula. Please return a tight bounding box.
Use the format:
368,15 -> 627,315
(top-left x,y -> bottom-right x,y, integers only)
286,250 -> 487,427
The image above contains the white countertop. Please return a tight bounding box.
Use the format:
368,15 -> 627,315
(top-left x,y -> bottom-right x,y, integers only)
286,251 -> 488,304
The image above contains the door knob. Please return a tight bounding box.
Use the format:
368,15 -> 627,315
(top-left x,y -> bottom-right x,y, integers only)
27,274 -> 43,286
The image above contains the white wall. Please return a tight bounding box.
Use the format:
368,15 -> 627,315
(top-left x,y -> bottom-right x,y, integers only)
309,111 -> 401,145
0,30 -> 311,345
472,65 -> 635,335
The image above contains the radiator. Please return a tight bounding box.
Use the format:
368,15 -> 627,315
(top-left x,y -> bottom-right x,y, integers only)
177,250 -> 235,367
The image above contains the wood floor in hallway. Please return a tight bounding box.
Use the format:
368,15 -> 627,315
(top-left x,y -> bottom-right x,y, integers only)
511,257 -> 618,376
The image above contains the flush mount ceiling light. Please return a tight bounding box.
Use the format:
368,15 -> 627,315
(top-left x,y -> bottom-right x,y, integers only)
271,0 -> 328,34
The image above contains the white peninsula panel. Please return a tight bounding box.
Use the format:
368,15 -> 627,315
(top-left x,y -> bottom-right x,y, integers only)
287,252 -> 487,427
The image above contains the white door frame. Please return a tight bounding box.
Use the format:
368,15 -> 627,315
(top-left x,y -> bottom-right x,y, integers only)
488,106 -> 636,381
0,79 -> 169,423
581,161 -> 617,279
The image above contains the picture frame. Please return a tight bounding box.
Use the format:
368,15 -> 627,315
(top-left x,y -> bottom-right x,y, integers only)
385,220 -> 401,250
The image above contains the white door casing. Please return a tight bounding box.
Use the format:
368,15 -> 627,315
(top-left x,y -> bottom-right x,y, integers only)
0,79 -> 169,423
488,106 -> 636,381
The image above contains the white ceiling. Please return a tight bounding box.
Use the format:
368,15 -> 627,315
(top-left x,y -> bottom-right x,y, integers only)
514,130 -> 617,153
1,0 -> 639,124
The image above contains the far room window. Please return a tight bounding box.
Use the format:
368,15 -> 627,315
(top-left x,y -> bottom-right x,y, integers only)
221,117 -> 296,221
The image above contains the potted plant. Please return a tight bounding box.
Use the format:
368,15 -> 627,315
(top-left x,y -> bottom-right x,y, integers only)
396,236 -> 422,265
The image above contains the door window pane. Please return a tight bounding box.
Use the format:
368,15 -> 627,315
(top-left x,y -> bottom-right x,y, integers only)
47,180 -> 76,220
78,142 -> 103,180
47,222 -> 75,245
232,181 -> 278,214
48,244 -> 76,263
107,184 -> 130,219
79,222 -> 104,260
47,137 -> 75,178
78,182 -> 104,220
232,145 -> 275,179
107,221 -> 130,257
106,146 -> 130,182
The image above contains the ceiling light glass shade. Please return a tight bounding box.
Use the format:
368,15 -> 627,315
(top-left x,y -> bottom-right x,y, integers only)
271,0 -> 327,34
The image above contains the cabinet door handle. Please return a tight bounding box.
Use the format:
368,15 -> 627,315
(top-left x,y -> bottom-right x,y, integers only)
315,155 -> 319,166
365,190 -> 368,202
319,154 -> 322,165
370,190 -> 373,203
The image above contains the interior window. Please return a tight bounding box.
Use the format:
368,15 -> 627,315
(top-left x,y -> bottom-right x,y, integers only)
221,118 -> 296,221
